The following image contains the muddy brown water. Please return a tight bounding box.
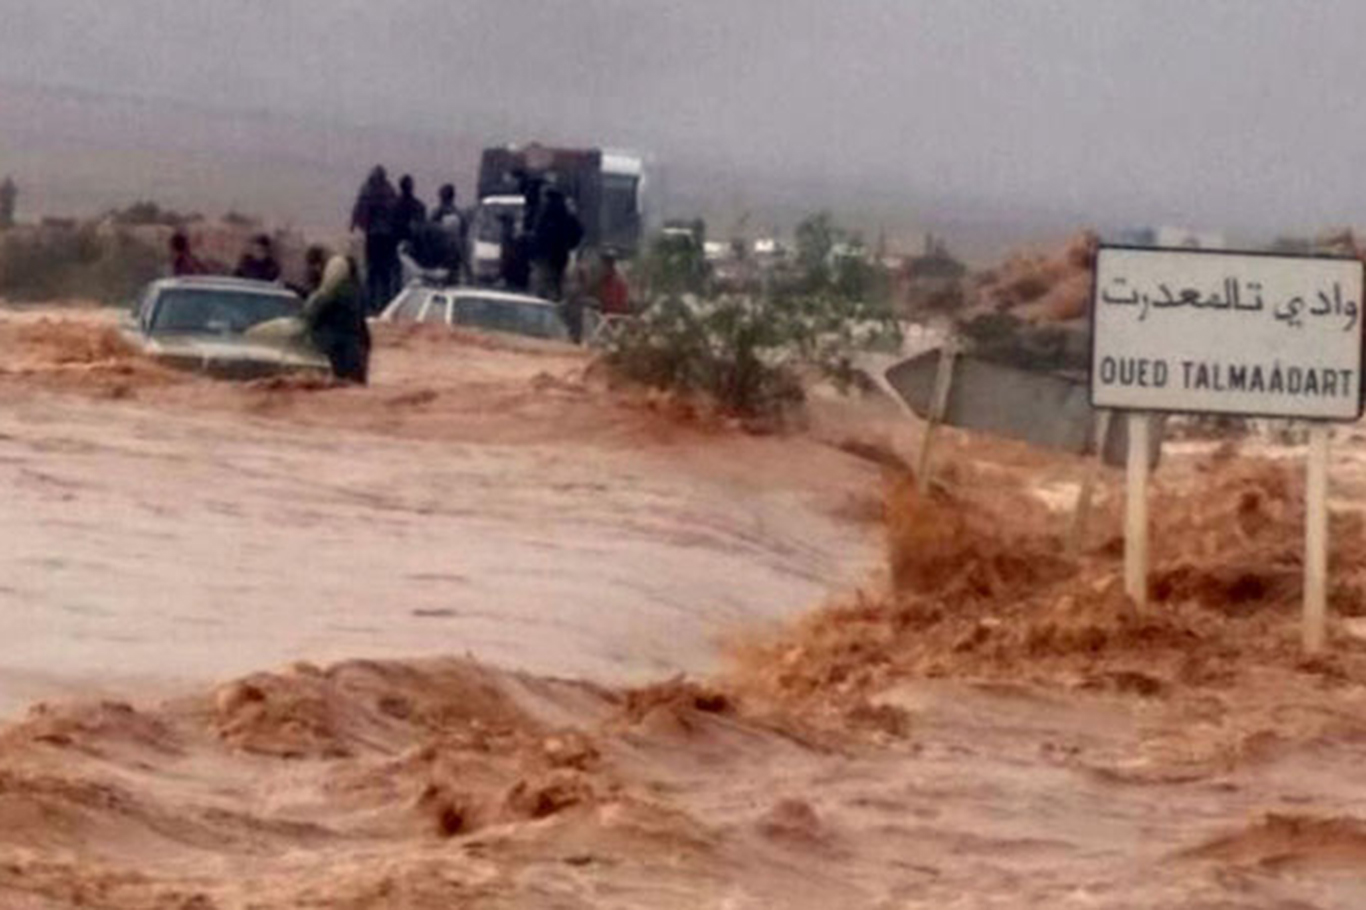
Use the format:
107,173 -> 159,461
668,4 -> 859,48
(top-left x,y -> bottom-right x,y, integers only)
4,308 -> 1366,907
0,384 -> 876,714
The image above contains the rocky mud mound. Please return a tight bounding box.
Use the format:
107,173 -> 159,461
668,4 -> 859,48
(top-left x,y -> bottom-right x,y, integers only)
736,455 -> 1366,712
0,655 -> 909,908
971,231 -> 1098,324
1145,457 -> 1366,617
0,660 -> 638,906
953,232 -> 1099,373
1184,813 -> 1366,869
7,651 -> 1366,908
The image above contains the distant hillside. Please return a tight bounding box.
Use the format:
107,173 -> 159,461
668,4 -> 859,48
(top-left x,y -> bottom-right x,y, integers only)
0,81 -> 1079,261
0,82 -> 482,238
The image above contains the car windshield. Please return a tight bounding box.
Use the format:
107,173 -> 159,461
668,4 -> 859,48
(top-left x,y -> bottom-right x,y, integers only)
150,288 -> 300,335
455,294 -> 568,341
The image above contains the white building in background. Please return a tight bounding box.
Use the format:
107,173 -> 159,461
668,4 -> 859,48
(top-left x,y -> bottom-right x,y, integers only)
702,240 -> 730,262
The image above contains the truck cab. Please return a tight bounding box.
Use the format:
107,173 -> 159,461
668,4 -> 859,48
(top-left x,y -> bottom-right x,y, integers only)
475,143 -> 646,262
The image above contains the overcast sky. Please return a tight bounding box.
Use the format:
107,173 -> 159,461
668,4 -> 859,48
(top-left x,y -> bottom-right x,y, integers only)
2,0 -> 1366,236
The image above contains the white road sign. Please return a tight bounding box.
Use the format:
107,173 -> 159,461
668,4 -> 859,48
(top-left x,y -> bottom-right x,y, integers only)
1091,246 -> 1364,420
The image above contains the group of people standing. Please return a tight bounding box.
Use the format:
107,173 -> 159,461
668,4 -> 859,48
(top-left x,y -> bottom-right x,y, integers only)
168,230 -> 282,283
351,165 -> 590,308
352,163 -> 588,305
157,163 -> 618,387
350,166 -> 466,312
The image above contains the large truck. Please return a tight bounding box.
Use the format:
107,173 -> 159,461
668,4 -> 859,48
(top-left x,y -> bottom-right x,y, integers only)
470,143 -> 646,285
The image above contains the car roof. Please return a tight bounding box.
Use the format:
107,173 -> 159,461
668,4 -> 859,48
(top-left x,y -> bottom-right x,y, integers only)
379,284 -> 557,321
150,276 -> 298,298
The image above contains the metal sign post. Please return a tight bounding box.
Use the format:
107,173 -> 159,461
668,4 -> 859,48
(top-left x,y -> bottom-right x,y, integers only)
1092,246 -> 1363,646
1304,423 -> 1330,653
1067,410 -> 1113,559
916,340 -> 958,495
1123,412 -> 1150,608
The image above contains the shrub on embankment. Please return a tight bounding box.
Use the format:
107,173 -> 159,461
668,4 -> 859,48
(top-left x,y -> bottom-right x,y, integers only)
0,204 -> 309,305
601,290 -> 903,421
603,212 -> 903,421
0,223 -> 163,304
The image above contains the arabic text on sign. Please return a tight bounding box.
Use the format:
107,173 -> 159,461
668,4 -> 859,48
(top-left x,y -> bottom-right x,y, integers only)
1100,277 -> 1359,332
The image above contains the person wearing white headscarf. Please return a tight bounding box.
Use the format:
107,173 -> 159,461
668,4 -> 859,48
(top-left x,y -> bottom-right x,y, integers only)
303,249 -> 370,383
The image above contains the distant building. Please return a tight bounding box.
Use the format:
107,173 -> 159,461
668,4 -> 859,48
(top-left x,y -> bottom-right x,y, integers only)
828,241 -> 871,266
702,240 -> 730,263
752,237 -> 788,260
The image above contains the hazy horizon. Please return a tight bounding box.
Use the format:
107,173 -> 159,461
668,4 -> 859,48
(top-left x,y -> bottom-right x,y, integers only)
4,0 -> 1366,256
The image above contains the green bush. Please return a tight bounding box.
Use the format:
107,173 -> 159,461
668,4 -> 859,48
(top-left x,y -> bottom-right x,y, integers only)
638,231 -> 710,297
794,212 -> 837,291
605,209 -> 903,421
108,201 -> 201,228
603,291 -> 902,420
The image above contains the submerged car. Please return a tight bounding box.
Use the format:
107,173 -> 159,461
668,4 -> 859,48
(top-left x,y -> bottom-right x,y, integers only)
379,283 -> 598,343
126,276 -> 330,379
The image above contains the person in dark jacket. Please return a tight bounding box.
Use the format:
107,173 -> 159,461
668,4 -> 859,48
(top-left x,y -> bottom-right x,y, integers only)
530,188 -> 583,301
432,183 -> 462,229
350,165 -> 399,314
393,175 -> 427,245
169,231 -> 208,276
516,170 -> 544,234
233,234 -> 282,282
431,183 -> 466,282
498,213 -> 531,292
406,222 -> 448,273
302,246 -> 370,384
